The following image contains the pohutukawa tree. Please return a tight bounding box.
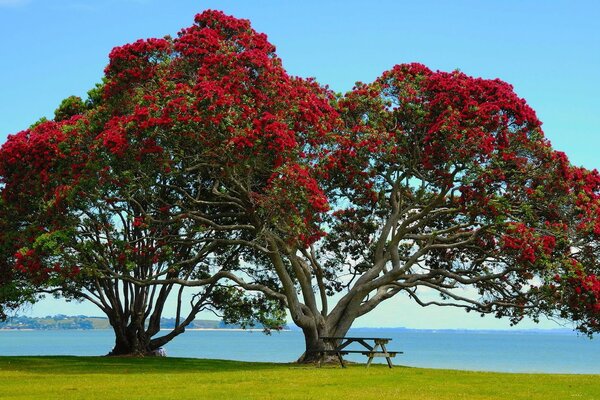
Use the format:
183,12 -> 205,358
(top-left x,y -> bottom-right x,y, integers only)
0,111 -> 270,356
232,63 -> 600,362
0,9 -> 339,355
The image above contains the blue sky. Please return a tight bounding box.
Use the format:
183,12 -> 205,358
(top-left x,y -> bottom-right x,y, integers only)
2,0 -> 599,329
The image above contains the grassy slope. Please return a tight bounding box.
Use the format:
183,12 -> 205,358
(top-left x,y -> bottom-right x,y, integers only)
0,357 -> 598,400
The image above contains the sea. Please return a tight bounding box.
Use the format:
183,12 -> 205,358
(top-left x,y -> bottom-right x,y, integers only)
1,328 -> 599,374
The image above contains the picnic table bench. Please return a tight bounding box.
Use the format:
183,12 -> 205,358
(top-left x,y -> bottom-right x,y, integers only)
318,336 -> 402,368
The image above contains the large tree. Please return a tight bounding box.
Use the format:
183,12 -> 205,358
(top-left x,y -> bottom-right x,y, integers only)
0,112 -> 272,355
224,63 -> 598,362
0,10 -> 336,355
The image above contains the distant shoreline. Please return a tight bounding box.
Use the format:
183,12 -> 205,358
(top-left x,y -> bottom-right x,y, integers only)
0,328 -> 36,331
0,315 -> 575,334
0,328 -> 291,332
0,327 -> 574,335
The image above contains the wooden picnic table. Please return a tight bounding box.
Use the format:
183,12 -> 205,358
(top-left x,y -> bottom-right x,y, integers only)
318,336 -> 402,368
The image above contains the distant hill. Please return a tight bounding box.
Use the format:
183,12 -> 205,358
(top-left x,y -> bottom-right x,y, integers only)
0,315 -> 231,330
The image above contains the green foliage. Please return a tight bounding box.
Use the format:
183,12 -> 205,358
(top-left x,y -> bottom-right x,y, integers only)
214,287 -> 287,332
32,230 -> 72,256
0,283 -> 34,321
28,117 -> 49,129
54,96 -> 86,121
85,81 -> 106,108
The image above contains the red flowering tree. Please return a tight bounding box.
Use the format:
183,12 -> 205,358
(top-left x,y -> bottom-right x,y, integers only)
232,63 -> 597,362
0,115 -> 261,356
0,10 -> 340,355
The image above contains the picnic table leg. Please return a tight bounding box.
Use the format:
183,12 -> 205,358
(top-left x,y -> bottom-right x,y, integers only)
366,343 -> 380,368
336,352 -> 347,368
381,343 -> 393,368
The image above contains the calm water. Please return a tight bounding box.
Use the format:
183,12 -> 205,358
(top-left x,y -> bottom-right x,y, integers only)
1,328 -> 599,374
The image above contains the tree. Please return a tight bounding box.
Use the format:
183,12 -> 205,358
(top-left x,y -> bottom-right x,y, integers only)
0,10 -> 334,355
226,63 -> 596,362
0,115 -> 246,355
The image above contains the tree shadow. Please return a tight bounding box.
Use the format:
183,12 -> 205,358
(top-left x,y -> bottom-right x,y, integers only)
0,356 -> 286,375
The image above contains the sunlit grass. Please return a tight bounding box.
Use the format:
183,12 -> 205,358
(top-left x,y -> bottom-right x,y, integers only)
1,356 -> 598,399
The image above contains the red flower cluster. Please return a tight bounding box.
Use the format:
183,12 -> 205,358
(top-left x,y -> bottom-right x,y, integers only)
100,117 -> 129,156
559,268 -> 600,322
104,38 -> 172,97
378,63 -> 543,172
0,121 -> 66,185
501,223 -> 557,264
14,249 -> 42,274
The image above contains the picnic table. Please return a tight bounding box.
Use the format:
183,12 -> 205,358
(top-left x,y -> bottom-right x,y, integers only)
318,336 -> 402,368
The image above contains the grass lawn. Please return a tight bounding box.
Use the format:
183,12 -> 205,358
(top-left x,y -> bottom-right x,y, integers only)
0,356 -> 598,400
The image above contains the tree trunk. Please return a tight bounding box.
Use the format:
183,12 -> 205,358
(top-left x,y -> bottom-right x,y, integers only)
295,321 -> 352,363
295,310 -> 360,364
103,294 -> 205,356
296,325 -> 325,363
107,322 -> 153,356
108,336 -> 150,356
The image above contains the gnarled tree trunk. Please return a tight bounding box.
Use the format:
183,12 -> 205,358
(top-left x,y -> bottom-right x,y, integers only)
108,323 -> 152,356
296,324 -> 327,363
93,277 -> 215,356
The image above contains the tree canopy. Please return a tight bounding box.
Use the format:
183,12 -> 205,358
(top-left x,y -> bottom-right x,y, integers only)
0,9 -> 332,355
215,62 -> 600,361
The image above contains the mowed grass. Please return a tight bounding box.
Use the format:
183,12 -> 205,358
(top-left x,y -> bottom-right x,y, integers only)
0,356 -> 598,400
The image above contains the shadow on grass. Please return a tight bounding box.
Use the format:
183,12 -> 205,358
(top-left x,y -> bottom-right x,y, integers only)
0,356 -> 286,375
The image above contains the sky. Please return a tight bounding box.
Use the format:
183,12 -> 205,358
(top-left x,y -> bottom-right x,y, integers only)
1,0 -> 599,330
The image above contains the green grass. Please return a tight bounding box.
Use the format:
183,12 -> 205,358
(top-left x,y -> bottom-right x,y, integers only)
0,356 -> 598,400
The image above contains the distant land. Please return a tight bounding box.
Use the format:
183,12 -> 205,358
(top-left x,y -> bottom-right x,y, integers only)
348,326 -> 578,335
0,315 -> 576,335
0,315 -> 265,330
